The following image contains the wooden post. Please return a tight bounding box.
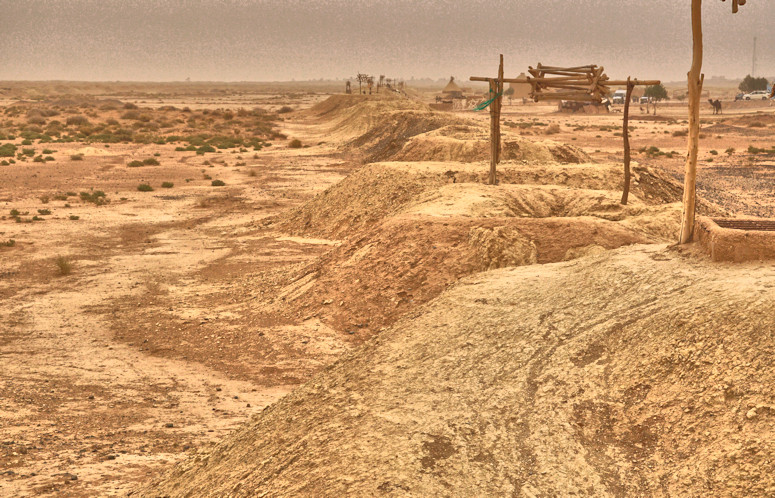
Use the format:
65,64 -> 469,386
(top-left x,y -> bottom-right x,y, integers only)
621,77 -> 634,205
489,54 -> 504,185
679,0 -> 704,243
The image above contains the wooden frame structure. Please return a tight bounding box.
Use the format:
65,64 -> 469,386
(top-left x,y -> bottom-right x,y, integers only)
472,59 -> 658,203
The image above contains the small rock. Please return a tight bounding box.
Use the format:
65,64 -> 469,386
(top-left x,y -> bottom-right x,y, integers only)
746,408 -> 758,419
246,404 -> 251,408
164,423 -> 174,428
215,387 -> 222,392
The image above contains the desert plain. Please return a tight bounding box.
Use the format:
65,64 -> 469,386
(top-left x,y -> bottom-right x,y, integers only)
1,81 -> 775,496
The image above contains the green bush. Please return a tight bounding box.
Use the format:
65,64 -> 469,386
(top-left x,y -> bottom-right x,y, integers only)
142,158 -> 160,165
211,179 -> 225,186
137,183 -> 154,192
0,144 -> 16,157
161,181 -> 174,188
127,160 -> 144,167
1,239 -> 15,247
196,144 -> 216,155
69,215 -> 79,220
80,191 -> 108,205
37,209 -> 51,215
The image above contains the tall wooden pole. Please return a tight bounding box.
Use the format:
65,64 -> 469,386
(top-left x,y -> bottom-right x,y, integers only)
680,0 -> 704,243
488,54 -> 504,185
621,77 -> 634,205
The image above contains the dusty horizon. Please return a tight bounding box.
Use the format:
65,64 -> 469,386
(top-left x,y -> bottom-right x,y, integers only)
1,0 -> 772,83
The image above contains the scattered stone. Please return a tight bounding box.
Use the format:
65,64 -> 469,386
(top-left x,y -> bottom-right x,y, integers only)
164,423 -> 175,428
746,408 -> 758,419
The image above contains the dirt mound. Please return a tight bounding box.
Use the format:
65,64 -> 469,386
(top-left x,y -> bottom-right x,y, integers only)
392,125 -> 590,164
143,245 -> 775,497
274,161 -> 699,239
270,215 -> 651,335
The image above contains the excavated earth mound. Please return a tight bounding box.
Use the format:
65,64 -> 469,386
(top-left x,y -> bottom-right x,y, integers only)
141,245 -> 775,497
275,161 -> 695,240
304,94 -> 589,164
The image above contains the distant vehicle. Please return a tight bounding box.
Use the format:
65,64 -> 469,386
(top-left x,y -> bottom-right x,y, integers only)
744,90 -> 770,100
639,96 -> 650,104
734,93 -> 745,101
612,89 -> 627,104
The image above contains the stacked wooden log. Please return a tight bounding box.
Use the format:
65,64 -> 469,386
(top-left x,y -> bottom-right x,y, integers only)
526,64 -> 659,103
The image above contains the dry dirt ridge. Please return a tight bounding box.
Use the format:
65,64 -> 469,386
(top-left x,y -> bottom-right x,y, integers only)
141,244 -> 775,497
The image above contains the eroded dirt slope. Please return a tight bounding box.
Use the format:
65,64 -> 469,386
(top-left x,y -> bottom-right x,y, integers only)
142,245 -> 775,497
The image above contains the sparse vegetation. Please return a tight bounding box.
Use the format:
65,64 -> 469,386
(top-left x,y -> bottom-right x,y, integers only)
1,239 -> 15,247
211,179 -> 225,186
161,181 -> 174,188
71,154 -> 84,161
288,139 -> 303,148
69,215 -> 80,220
80,190 -> 108,205
137,184 -> 154,192
54,256 -> 72,276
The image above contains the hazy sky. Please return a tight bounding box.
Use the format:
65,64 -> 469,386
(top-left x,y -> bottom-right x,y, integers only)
0,0 -> 771,82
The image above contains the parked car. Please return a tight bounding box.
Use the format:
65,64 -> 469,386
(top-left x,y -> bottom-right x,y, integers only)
612,89 -> 627,104
734,93 -> 745,101
639,96 -> 650,104
744,90 -> 770,100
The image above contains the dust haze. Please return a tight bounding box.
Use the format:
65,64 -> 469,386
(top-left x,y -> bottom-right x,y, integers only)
0,0 -> 772,82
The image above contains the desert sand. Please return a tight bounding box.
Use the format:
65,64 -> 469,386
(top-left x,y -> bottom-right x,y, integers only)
1,83 -> 774,496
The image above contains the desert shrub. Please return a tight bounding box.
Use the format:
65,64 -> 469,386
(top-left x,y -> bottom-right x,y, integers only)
749,121 -> 766,128
1,239 -> 15,247
672,129 -> 688,137
69,215 -> 79,220
121,110 -> 141,120
196,144 -> 216,155
21,139 -> 32,145
0,160 -> 8,166
0,144 -> 16,157
545,123 -> 561,135
70,154 -> 84,160
37,209 -> 51,215
27,116 -> 46,125
123,102 -> 138,109
105,118 -> 119,126
127,160 -> 144,167
66,115 -> 89,126
33,155 -> 45,163
80,191 -> 108,205
288,139 -> 302,148
22,148 -> 35,156
142,158 -> 159,165
42,148 -> 55,154
161,181 -> 174,188
725,147 -> 735,156
39,195 -> 49,204
9,209 -> 19,216
277,106 -> 293,114
55,256 -> 72,276
137,183 -> 154,192
211,179 -> 225,186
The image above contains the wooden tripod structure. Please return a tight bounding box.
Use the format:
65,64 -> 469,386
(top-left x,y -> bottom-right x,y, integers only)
680,0 -> 746,243
472,58 -> 658,203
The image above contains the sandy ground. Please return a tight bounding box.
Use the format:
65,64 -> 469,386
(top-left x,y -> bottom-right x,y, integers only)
1,85 -> 774,496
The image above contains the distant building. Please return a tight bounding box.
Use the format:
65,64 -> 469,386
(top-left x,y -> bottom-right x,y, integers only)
441,77 -> 464,99
507,73 -> 531,100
